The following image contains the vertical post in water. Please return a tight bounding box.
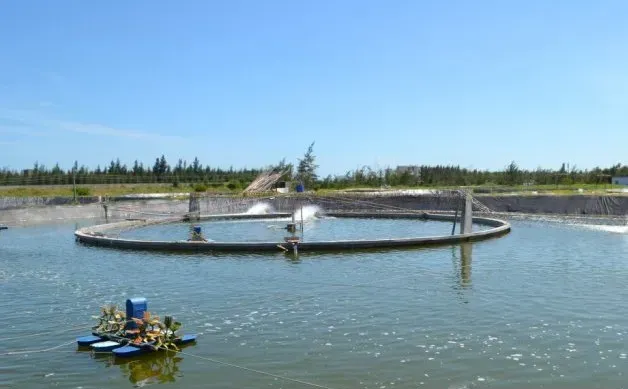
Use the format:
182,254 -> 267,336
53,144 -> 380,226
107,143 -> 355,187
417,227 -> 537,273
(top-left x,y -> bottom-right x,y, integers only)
300,204 -> 304,234
459,191 -> 473,235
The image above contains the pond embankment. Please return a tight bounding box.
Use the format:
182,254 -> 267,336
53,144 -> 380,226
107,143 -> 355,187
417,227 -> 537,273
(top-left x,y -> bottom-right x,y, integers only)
0,193 -> 627,225
303,194 -> 628,216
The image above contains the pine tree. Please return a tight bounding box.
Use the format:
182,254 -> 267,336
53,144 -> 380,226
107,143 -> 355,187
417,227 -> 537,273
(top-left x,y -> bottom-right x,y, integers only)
296,141 -> 318,188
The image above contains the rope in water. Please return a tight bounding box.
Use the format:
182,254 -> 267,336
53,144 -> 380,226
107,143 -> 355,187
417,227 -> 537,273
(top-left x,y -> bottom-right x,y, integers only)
0,323 -> 93,342
176,349 -> 338,389
0,340 -> 77,356
0,338 -> 340,389
0,317 -> 140,343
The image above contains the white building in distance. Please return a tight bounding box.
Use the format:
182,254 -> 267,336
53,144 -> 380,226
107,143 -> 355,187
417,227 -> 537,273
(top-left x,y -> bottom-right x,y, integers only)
396,165 -> 421,176
611,176 -> 628,186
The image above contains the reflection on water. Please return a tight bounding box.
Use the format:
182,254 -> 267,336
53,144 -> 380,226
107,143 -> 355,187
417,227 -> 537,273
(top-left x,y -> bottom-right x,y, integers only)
451,243 -> 473,290
460,243 -> 472,287
91,351 -> 183,387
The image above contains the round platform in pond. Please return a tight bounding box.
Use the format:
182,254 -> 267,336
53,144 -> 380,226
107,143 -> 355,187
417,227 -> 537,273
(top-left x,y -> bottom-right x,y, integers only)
74,211 -> 510,253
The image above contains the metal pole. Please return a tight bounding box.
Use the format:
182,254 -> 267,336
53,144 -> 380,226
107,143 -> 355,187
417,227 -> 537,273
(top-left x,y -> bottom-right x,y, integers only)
451,193 -> 462,236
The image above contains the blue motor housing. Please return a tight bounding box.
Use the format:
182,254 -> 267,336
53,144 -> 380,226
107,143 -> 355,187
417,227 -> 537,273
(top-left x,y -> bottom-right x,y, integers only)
125,297 -> 148,329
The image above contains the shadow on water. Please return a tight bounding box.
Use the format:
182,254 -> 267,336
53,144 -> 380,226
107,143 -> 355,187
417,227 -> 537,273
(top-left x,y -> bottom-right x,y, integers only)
90,351 -> 184,387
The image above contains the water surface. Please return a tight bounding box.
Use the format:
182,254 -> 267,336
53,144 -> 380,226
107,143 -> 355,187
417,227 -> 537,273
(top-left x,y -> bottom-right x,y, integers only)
118,217 -> 489,242
1,217 -> 628,389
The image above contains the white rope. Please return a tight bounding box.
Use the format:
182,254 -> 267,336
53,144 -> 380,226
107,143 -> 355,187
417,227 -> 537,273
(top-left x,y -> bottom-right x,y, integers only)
0,340 -> 76,356
0,323 -> 93,342
0,335 -> 338,389
177,349 -> 338,389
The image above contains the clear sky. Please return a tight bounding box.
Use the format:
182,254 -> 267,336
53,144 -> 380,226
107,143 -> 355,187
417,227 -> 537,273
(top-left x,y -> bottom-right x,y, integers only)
0,0 -> 626,176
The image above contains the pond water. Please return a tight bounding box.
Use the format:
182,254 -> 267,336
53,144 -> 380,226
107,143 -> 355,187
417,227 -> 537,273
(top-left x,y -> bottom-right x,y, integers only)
1,216 -> 628,389
118,216 -> 490,242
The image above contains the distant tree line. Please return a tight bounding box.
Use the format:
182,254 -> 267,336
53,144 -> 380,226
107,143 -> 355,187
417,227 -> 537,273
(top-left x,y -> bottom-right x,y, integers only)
0,155 -> 262,189
0,152 -> 626,189
317,161 -> 628,189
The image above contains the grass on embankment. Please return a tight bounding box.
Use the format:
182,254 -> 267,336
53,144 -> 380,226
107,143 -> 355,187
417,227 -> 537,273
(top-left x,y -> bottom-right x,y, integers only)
319,184 -> 627,196
0,183 -> 233,198
0,183 -> 626,198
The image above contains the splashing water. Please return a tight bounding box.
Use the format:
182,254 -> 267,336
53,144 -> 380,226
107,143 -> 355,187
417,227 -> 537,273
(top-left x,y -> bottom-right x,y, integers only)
579,224 -> 628,234
293,205 -> 322,222
245,203 -> 274,215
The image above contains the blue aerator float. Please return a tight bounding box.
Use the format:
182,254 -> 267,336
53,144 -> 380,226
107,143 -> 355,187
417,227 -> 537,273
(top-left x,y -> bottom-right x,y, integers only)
77,297 -> 197,358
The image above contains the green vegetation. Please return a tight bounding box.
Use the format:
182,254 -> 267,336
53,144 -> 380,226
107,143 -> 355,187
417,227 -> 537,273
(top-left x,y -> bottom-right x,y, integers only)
0,151 -> 626,198
75,187 -> 91,196
296,141 -> 318,189
0,183 -> 232,198
193,183 -> 208,192
318,162 -> 628,189
0,156 -> 261,187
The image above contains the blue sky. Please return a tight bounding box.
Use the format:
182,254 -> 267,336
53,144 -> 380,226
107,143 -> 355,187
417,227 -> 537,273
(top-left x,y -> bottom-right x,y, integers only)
0,0 -> 626,176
